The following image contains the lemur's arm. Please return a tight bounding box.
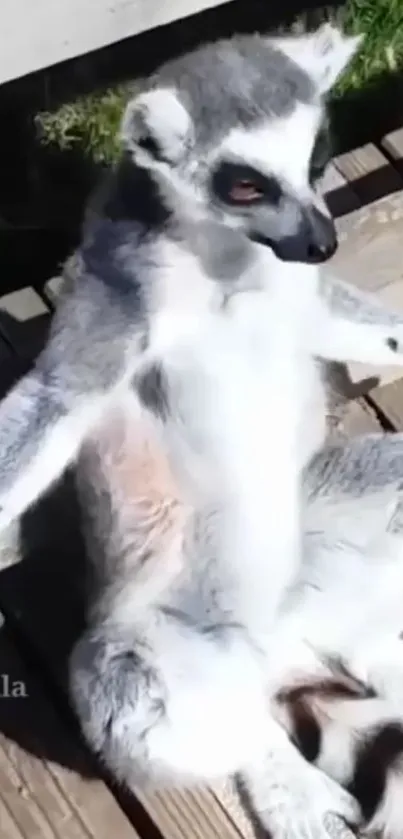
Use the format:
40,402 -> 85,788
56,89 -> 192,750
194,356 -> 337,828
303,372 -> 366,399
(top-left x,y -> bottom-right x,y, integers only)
312,273 -> 403,364
0,260 -> 147,532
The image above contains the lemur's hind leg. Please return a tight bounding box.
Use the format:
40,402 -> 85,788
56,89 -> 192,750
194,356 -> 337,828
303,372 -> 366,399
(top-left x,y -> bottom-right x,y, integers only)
70,613 -> 360,839
70,607 -> 273,784
71,392 -> 270,785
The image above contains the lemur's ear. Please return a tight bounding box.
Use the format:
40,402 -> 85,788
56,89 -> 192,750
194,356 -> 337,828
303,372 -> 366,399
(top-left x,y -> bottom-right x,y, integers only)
120,88 -> 194,164
274,24 -> 363,94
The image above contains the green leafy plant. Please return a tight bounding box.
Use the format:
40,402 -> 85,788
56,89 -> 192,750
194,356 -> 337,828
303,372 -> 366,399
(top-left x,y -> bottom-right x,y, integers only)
36,0 -> 403,163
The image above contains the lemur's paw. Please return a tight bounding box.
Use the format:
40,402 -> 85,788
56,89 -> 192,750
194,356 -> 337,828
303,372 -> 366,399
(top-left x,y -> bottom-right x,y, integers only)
266,761 -> 360,839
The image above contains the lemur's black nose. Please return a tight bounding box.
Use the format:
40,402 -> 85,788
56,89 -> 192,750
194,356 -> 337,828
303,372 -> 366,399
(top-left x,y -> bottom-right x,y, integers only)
304,207 -> 338,263
306,238 -> 337,263
253,205 -> 338,265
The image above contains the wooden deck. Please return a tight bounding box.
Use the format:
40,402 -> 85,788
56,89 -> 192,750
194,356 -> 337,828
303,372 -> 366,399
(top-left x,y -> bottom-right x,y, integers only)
2,129 -> 403,838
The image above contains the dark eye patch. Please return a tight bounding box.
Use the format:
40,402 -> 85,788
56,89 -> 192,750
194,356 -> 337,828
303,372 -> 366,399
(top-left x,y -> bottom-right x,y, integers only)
138,131 -> 169,164
211,162 -> 283,207
309,125 -> 331,186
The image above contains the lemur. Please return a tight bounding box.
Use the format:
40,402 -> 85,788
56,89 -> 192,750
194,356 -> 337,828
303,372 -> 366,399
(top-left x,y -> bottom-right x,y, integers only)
0,23 -> 403,839
266,431 -> 403,839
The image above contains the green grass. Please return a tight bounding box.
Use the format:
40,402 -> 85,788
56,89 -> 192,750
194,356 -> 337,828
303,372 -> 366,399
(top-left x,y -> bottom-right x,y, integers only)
337,0 -> 403,93
36,0 -> 403,164
36,84 -> 133,164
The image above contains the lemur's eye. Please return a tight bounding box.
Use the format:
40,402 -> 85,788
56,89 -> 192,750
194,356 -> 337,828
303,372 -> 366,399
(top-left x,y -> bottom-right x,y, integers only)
212,162 -> 282,207
229,180 -> 264,203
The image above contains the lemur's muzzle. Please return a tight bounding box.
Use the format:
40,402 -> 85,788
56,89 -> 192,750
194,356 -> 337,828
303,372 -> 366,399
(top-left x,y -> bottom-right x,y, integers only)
252,206 -> 338,265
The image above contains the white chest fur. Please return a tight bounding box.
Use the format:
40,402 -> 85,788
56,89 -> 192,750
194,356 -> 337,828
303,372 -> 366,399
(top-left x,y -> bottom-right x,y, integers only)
149,244 -> 326,500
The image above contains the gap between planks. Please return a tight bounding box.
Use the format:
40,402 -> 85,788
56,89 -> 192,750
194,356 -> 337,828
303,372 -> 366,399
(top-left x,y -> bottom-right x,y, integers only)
334,398 -> 382,436
321,162 -> 360,218
368,377 -> 403,432
333,142 -> 403,206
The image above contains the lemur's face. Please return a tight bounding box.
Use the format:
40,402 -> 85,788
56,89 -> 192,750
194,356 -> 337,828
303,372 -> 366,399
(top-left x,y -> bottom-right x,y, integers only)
207,105 -> 336,264
121,25 -> 362,266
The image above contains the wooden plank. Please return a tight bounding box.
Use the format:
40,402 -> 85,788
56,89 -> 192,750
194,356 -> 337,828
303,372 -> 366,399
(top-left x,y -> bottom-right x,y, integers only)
0,288 -> 50,362
321,162 -> 361,218
323,360 -> 380,430
0,0 -> 234,85
213,781 -> 256,839
347,364 -> 398,393
336,398 -> 382,436
369,378 -> 403,431
323,358 -> 382,437
374,277 -> 403,310
381,128 -> 403,168
330,190 -> 403,293
0,622 -> 139,839
333,144 -> 403,205
134,785 -> 245,839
